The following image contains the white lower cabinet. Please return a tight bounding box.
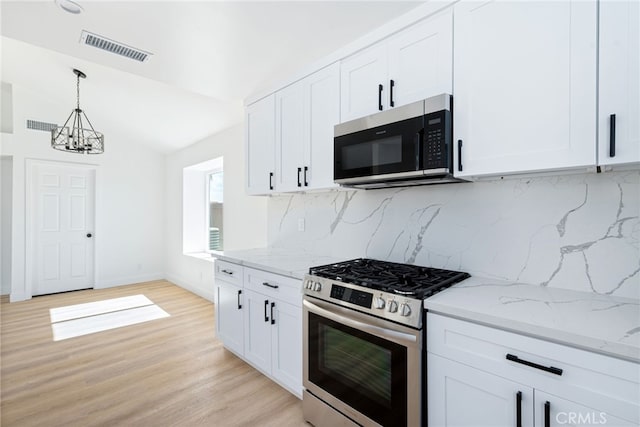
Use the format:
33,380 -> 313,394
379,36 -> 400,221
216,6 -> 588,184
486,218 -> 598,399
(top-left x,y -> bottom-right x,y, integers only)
428,354 -> 534,427
427,313 -> 640,427
214,260 -> 303,398
215,280 -> 244,356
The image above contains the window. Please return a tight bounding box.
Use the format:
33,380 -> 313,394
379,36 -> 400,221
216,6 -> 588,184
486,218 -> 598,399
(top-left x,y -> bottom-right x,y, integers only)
207,170 -> 224,251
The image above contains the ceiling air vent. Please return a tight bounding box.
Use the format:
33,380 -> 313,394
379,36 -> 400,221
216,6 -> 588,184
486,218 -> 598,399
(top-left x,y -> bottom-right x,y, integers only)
80,30 -> 152,62
27,120 -> 58,132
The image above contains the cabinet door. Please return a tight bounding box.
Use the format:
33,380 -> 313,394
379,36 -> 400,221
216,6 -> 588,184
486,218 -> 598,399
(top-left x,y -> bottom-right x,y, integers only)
598,0 -> 640,168
534,390 -> 638,427
340,44 -> 387,122
243,289 -> 272,373
216,281 -> 244,356
270,300 -> 302,398
245,95 -> 275,195
387,8 -> 453,107
275,82 -> 306,192
305,62 -> 340,190
428,353 -> 534,427
453,0 -> 597,178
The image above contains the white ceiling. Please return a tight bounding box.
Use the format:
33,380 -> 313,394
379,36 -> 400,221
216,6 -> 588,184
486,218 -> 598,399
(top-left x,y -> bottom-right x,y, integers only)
1,1 -> 423,152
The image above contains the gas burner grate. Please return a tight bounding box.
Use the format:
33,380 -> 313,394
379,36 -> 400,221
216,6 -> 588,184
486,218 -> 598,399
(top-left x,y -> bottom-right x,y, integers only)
309,258 -> 469,299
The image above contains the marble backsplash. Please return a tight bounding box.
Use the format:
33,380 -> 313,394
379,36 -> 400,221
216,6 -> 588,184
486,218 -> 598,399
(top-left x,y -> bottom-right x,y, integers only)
267,171 -> 640,299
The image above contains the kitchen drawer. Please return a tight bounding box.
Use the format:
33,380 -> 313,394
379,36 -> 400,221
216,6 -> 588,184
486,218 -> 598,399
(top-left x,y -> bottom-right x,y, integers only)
244,267 -> 302,307
215,259 -> 244,287
426,313 -> 640,410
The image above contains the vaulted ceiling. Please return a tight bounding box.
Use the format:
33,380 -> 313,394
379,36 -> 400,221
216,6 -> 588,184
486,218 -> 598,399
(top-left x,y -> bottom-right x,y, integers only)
1,1 -> 423,152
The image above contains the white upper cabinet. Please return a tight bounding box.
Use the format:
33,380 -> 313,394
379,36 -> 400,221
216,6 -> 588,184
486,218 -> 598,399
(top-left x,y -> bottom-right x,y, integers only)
245,95 -> 276,195
276,62 -> 340,192
276,82 -> 306,192
340,8 -> 453,122
598,0 -> 640,169
453,0 -> 598,178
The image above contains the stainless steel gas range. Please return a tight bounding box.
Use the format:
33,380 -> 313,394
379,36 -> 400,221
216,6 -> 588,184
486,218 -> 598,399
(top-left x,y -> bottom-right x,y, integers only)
302,258 -> 470,427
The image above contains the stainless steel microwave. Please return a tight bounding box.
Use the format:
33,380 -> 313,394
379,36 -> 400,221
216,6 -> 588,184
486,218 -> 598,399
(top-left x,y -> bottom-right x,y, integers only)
334,94 -> 460,189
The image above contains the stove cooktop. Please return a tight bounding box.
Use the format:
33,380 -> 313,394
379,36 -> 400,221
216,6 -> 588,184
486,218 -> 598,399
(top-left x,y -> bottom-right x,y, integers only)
308,258 -> 470,300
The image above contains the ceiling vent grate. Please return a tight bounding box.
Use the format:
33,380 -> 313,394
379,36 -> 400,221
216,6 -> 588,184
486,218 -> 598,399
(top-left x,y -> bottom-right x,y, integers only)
80,30 -> 152,62
27,120 -> 58,132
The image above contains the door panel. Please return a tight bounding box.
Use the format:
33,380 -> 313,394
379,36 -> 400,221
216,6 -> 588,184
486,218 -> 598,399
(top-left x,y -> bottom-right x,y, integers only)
276,81 -> 306,192
271,300 -> 302,397
32,163 -> 95,296
246,95 -> 276,194
243,289 -> 272,373
340,45 -> 387,122
216,280 -> 244,355
428,353 -> 534,427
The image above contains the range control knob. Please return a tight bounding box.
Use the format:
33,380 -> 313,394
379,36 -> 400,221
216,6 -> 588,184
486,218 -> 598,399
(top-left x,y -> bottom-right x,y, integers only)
400,303 -> 412,317
305,280 -> 313,290
387,300 -> 398,313
313,282 -> 322,292
373,296 -> 386,309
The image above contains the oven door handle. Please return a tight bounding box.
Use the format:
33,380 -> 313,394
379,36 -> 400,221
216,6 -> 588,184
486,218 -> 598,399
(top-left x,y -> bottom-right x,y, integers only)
303,298 -> 418,347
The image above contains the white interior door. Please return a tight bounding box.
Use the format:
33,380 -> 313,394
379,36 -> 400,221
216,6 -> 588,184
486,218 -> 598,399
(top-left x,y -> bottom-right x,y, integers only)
32,162 -> 95,295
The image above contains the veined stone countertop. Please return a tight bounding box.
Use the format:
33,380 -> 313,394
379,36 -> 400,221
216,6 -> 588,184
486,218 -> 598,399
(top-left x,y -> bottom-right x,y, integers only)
425,276 -> 640,363
211,247 -> 345,280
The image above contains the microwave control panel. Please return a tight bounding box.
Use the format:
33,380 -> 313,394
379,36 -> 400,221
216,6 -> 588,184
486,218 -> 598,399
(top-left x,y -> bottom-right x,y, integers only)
423,110 -> 451,169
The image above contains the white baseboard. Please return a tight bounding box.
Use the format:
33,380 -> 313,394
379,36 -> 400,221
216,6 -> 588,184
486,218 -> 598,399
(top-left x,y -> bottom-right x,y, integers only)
165,273 -> 215,303
95,273 -> 165,289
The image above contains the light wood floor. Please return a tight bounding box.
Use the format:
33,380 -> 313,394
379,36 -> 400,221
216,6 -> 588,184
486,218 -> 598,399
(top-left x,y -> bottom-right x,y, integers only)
1,281 -> 307,427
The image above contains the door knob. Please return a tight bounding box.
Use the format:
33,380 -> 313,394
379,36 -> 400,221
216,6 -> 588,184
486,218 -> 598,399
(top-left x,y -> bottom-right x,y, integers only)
86,233 -> 92,238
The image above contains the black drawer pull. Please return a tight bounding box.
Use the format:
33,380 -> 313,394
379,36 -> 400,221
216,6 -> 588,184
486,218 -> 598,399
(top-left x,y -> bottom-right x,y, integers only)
516,391 -> 522,427
221,269 -> 234,276
378,84 -> 383,111
262,282 -> 279,289
506,354 -> 563,376
237,290 -> 242,309
544,401 -> 550,427
270,302 -> 275,325
610,113 -> 616,157
264,300 -> 269,322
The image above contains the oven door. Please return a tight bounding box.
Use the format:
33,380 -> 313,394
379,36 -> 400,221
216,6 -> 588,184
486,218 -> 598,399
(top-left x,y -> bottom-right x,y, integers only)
303,297 -> 422,427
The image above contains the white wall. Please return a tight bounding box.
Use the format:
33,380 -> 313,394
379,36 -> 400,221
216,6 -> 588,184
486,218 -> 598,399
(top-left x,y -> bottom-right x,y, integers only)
268,171 -> 640,299
0,83 -> 166,301
1,156 -> 12,295
164,124 -> 268,301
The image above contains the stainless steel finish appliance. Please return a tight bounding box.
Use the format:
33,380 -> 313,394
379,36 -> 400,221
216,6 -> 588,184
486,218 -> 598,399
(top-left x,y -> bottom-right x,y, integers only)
302,258 -> 470,427
334,94 -> 461,189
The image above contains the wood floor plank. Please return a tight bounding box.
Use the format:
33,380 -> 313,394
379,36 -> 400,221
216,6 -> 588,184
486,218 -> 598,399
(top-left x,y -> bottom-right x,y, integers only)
0,281 -> 307,426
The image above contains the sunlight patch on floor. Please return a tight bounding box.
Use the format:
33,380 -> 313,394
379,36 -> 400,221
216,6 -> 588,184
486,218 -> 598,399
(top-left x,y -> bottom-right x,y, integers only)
49,295 -> 170,341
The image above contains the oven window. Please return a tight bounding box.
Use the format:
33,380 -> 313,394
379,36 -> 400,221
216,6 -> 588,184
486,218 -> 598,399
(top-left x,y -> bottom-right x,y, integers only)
308,312 -> 407,426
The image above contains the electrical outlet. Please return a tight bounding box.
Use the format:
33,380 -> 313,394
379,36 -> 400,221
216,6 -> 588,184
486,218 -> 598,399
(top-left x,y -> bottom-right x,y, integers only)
298,218 -> 305,232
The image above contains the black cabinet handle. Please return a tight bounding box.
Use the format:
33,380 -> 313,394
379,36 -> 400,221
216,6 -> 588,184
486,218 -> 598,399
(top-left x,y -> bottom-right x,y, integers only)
516,391 -> 522,427
304,166 -> 309,187
221,269 -> 234,276
270,302 -> 275,325
86,233 -> 92,238
390,79 -> 395,107
269,172 -> 274,190
378,84 -> 383,111
264,300 -> 269,322
506,354 -> 563,376
262,282 -> 279,289
544,401 -> 550,427
457,140 -> 463,172
610,113 -> 616,157
297,167 -> 302,187
237,290 -> 242,309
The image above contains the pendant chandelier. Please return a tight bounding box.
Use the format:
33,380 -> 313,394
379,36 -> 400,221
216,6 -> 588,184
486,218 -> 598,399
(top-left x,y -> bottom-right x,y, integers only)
51,68 -> 104,154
